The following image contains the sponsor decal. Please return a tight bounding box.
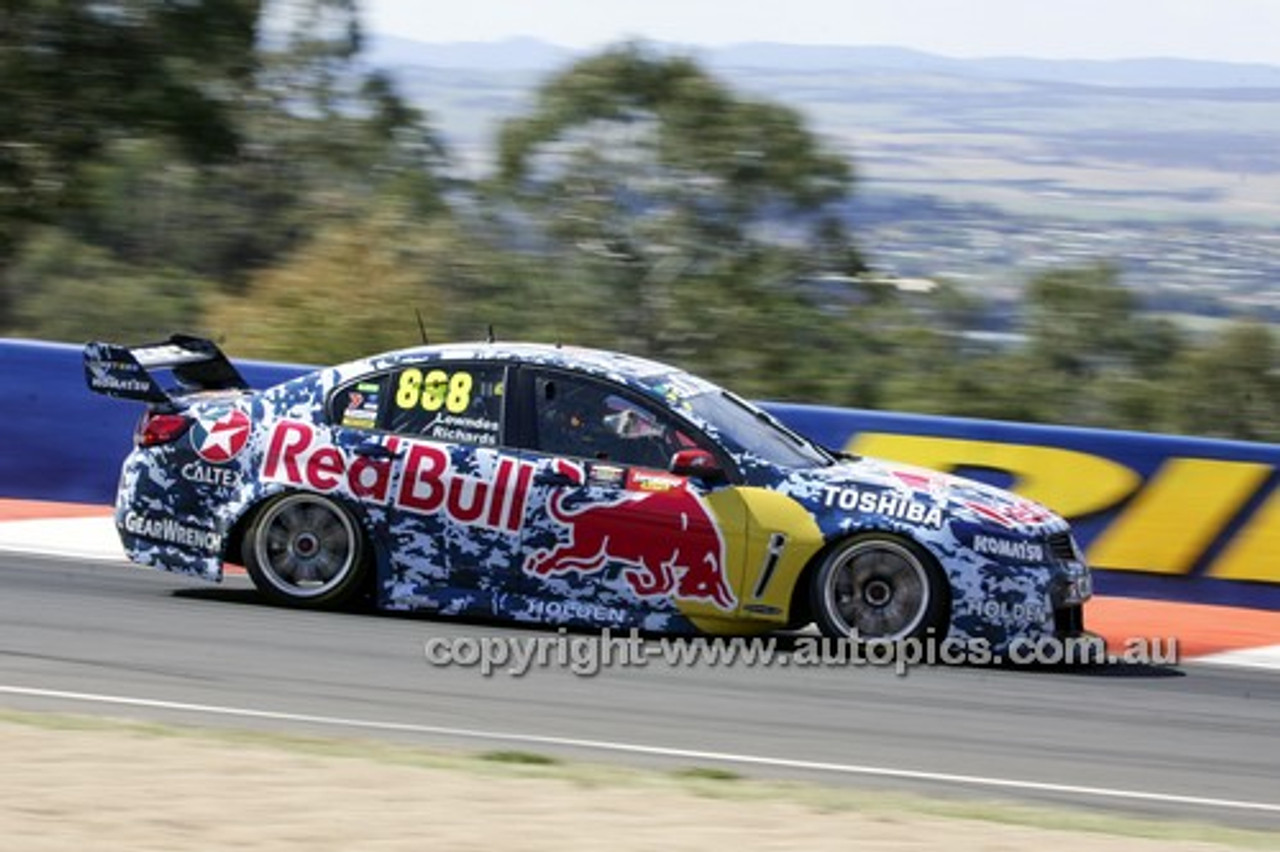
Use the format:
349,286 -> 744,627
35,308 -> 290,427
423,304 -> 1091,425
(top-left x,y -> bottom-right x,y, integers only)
821,486 -> 944,528
587,464 -> 626,488
86,359 -> 153,394
652,374 -> 716,404
962,498 -> 1054,529
971,534 -> 1045,563
261,420 -> 533,534
627,469 -> 683,492
959,598 -> 1048,626
525,460 -> 737,611
495,593 -> 629,625
891,468 -> 951,499
123,512 -> 221,551
341,384 -> 381,428
180,461 -> 242,488
89,375 -> 153,393
190,408 -> 251,463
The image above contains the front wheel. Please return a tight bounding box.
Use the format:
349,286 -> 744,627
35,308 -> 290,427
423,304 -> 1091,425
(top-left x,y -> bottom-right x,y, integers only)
810,534 -> 948,641
243,492 -> 370,608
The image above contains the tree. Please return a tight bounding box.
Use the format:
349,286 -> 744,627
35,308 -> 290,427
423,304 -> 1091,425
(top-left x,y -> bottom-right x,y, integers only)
1,0 -> 450,335
0,0 -> 259,328
489,43 -> 863,362
1172,321 -> 1279,443
1024,264 -> 1139,379
0,0 -> 259,238
5,229 -> 211,341
204,210 -> 523,363
1017,263 -> 1191,428
248,0 -> 448,222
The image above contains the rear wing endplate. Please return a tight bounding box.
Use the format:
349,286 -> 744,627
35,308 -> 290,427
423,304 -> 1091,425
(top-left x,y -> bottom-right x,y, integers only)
84,334 -> 249,403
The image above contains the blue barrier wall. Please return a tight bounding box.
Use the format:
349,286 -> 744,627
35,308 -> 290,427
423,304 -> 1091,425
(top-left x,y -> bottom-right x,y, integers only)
3,338 -> 1277,608
1,339 -> 308,505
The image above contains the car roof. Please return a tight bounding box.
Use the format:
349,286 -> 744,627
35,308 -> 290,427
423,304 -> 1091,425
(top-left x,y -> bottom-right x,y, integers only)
342,341 -> 720,404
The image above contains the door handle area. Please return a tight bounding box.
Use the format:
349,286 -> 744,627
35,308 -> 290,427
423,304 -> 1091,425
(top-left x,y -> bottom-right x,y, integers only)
353,443 -> 402,460
534,470 -> 577,487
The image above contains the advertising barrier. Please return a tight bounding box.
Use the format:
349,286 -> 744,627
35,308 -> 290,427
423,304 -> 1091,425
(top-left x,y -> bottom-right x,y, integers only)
3,338 -> 1276,608
767,403 -> 1279,608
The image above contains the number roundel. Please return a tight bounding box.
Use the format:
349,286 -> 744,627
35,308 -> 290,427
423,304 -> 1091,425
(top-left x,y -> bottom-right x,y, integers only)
396,368 -> 473,414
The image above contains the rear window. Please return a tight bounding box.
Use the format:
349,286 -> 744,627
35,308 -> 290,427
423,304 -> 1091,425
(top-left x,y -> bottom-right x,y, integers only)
385,364 -> 505,447
330,364 -> 507,448
331,378 -> 386,430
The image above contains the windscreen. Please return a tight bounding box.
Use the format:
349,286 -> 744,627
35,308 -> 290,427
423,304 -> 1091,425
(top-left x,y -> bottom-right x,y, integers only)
684,390 -> 834,469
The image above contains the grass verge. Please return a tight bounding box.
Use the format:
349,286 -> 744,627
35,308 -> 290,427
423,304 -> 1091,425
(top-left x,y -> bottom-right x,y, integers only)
1,707 -> 1275,849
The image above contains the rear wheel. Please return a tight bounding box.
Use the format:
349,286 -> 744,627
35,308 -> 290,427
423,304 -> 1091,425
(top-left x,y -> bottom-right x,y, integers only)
810,534 -> 948,641
243,493 -> 369,608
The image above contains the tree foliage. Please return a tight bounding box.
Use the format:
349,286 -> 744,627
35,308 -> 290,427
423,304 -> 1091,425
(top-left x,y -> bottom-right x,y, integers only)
488,43 -> 864,365
0,14 -> 1274,444
0,0 -> 445,310
0,0 -> 259,224
496,44 -> 852,231
1174,321 -> 1279,442
205,211 -> 520,363
6,228 -> 211,341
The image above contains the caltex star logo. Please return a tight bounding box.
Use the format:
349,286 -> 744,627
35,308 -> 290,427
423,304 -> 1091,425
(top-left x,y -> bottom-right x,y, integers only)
190,408 -> 251,464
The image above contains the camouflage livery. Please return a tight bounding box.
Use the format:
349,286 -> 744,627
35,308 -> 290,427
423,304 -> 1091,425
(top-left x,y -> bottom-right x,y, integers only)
88,337 -> 1092,649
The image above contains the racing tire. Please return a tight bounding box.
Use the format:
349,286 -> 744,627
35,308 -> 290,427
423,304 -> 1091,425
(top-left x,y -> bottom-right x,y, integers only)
810,533 -> 948,642
243,492 -> 370,609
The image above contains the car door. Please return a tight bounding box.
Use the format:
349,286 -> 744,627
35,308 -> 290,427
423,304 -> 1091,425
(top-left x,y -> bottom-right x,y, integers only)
327,360 -> 532,612
513,368 -> 741,625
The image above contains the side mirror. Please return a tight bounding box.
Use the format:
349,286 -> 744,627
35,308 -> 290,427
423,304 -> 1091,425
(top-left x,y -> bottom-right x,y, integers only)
669,449 -> 727,483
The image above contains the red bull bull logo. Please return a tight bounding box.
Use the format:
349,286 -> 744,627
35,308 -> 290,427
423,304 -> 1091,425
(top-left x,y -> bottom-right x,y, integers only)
523,461 -> 738,611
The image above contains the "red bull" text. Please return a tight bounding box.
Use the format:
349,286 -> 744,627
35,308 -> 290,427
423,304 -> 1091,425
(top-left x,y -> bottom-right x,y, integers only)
261,420 -> 534,534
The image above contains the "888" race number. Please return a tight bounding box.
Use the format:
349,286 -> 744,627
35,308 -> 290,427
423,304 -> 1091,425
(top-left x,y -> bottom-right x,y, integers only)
395,368 -> 472,414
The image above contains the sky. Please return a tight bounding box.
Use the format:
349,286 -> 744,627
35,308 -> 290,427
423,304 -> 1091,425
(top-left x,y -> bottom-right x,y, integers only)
364,0 -> 1280,64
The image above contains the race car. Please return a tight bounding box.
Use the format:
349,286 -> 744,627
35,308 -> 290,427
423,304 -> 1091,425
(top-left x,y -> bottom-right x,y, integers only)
84,335 -> 1091,648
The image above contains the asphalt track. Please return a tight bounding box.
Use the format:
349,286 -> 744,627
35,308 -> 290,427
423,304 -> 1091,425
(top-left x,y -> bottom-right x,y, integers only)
1,553 -> 1279,832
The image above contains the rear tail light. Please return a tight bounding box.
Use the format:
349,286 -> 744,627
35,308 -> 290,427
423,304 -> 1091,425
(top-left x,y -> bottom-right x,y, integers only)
136,411 -> 192,447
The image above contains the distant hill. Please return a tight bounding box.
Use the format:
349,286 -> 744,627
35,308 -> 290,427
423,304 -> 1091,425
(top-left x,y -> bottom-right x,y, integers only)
367,36 -> 575,72
703,43 -> 1280,89
368,35 -> 1280,89
363,34 -> 1280,317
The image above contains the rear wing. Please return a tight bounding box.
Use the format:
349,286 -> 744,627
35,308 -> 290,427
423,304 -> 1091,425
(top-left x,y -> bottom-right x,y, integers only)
84,334 -> 249,403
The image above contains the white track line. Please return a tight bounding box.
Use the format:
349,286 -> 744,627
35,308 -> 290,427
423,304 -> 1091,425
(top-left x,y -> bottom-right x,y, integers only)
1,684 -> 1276,816
1194,645 -> 1280,672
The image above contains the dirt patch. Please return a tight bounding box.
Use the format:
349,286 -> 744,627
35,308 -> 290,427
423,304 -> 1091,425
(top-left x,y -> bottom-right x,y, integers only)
0,715 -> 1273,851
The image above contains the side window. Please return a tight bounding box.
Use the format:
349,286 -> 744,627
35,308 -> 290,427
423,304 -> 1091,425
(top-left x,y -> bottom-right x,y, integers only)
331,377 -> 387,430
385,363 -> 505,447
533,373 -> 697,469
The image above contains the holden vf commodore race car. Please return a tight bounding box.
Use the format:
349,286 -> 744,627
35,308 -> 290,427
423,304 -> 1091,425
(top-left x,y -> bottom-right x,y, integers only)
84,335 -> 1091,649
